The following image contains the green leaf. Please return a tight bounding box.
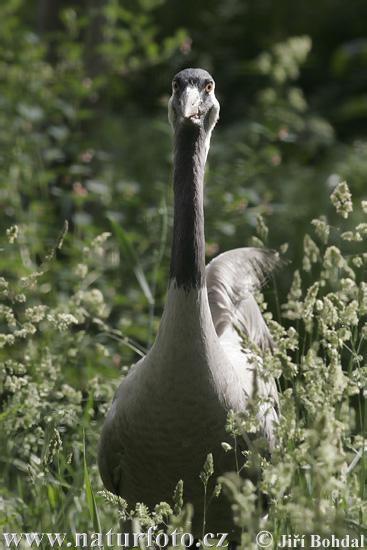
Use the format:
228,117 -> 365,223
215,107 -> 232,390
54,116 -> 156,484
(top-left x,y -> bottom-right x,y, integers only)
109,216 -> 154,304
84,389 -> 95,422
83,429 -> 101,533
0,405 -> 21,422
48,484 -> 55,511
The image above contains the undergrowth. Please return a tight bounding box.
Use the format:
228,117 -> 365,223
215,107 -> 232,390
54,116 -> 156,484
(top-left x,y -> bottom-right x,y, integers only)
1,182 -> 367,549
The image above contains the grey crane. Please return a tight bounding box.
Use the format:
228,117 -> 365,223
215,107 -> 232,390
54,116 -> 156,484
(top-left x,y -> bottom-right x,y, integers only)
98,68 -> 279,542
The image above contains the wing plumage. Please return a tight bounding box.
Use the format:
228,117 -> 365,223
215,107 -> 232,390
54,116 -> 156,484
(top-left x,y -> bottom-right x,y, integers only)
206,247 -> 280,446
206,247 -> 279,352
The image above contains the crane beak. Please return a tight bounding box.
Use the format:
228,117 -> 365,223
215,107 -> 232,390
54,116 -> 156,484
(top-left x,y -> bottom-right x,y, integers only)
180,86 -> 201,120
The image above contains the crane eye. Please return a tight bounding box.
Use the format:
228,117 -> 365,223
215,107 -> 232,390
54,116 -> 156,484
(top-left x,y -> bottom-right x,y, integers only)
173,81 -> 179,91
205,82 -> 213,93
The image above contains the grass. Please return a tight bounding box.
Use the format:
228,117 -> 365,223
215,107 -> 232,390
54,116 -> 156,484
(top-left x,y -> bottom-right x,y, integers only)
1,182 -> 367,549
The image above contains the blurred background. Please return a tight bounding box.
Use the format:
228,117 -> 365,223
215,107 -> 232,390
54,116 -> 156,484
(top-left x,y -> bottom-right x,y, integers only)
1,0 -> 367,539
2,1 -> 367,338
2,0 -> 367,328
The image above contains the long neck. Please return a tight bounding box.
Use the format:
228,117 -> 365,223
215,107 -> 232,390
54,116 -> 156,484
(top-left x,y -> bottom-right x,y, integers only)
169,124 -> 207,290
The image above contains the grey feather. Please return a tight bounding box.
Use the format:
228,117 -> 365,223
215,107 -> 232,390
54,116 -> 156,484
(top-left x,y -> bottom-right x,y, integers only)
206,247 -> 280,352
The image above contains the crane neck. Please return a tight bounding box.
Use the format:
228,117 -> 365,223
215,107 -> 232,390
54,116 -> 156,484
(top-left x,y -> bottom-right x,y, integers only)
169,123 -> 207,290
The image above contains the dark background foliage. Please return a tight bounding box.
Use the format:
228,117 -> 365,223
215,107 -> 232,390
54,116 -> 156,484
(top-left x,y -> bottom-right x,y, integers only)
1,0 -> 367,540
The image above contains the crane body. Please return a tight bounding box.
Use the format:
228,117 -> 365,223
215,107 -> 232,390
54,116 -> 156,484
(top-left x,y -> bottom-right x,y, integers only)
98,68 -> 279,540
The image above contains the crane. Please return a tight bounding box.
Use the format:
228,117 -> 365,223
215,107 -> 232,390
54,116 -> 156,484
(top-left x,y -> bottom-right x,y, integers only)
98,68 -> 279,543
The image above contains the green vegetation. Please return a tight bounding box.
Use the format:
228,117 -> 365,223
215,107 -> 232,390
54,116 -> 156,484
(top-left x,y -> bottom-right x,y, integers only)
1,1 -> 366,548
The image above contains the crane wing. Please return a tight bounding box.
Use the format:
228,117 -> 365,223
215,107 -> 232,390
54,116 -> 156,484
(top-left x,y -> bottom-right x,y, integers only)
206,247 -> 279,353
206,247 -> 280,445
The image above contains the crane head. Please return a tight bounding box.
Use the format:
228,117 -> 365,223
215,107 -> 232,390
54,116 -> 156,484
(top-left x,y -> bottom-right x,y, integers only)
168,68 -> 220,139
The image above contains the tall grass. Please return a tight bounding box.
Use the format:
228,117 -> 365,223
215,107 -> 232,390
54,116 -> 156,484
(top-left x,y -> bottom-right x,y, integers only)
1,183 -> 366,549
